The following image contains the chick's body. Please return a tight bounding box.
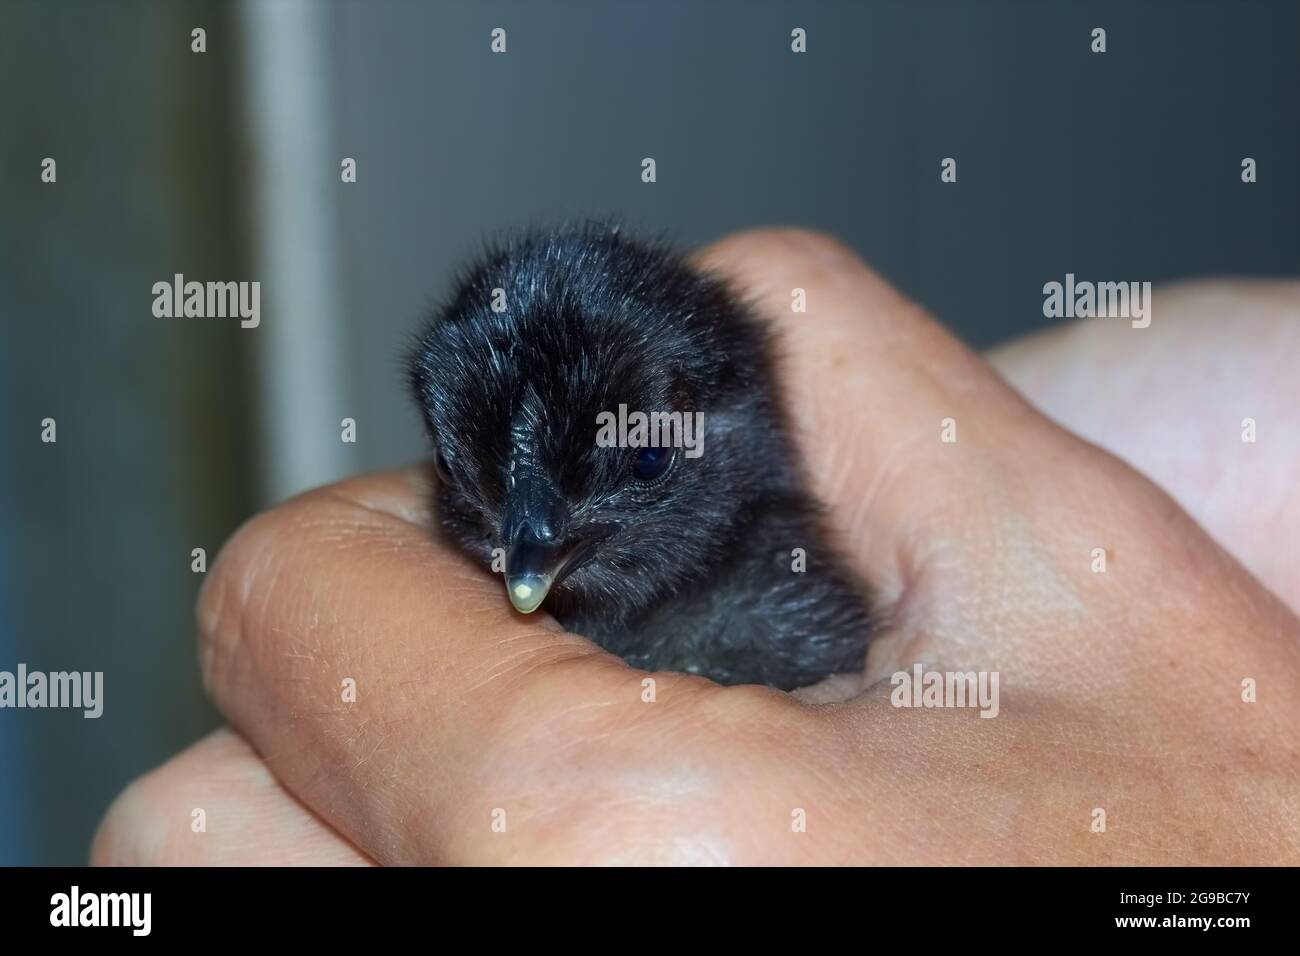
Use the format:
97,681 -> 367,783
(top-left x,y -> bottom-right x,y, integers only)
410,225 -> 871,690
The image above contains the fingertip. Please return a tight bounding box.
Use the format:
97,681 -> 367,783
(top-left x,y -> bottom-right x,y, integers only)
92,730 -> 374,866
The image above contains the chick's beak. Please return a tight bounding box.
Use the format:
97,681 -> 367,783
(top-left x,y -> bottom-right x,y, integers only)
502,470 -> 607,614
504,520 -> 566,613
505,524 -> 618,612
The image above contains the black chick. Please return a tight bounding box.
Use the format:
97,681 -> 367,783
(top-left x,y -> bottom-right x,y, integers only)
408,224 -> 871,690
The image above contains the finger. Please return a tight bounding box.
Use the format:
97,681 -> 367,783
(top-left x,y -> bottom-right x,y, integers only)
91,728 -> 372,866
989,278 -> 1300,614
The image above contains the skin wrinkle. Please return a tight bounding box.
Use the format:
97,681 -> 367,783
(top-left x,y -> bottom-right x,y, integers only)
838,431 -> 912,551
308,719 -> 408,850
227,554 -> 405,837
463,647 -> 597,698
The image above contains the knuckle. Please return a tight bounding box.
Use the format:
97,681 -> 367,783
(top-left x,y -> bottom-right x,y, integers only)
196,488 -> 343,700
196,507 -> 280,700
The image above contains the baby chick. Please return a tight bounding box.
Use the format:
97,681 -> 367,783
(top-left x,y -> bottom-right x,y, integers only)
409,224 -> 871,689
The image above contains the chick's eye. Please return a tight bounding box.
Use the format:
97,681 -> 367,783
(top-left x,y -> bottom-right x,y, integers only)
631,445 -> 674,484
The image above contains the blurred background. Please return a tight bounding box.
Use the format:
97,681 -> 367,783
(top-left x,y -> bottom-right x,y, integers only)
1,0 -> 1296,864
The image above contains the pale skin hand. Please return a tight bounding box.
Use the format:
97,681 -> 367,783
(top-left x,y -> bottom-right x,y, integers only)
92,231 -> 1300,865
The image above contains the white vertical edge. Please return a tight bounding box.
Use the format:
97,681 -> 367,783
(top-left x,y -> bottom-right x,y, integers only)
237,0 -> 349,504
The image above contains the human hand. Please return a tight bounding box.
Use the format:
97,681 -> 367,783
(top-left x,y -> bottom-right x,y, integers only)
93,230 -> 1300,865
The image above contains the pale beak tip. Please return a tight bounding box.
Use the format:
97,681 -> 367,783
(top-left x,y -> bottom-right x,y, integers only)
506,575 -> 551,614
